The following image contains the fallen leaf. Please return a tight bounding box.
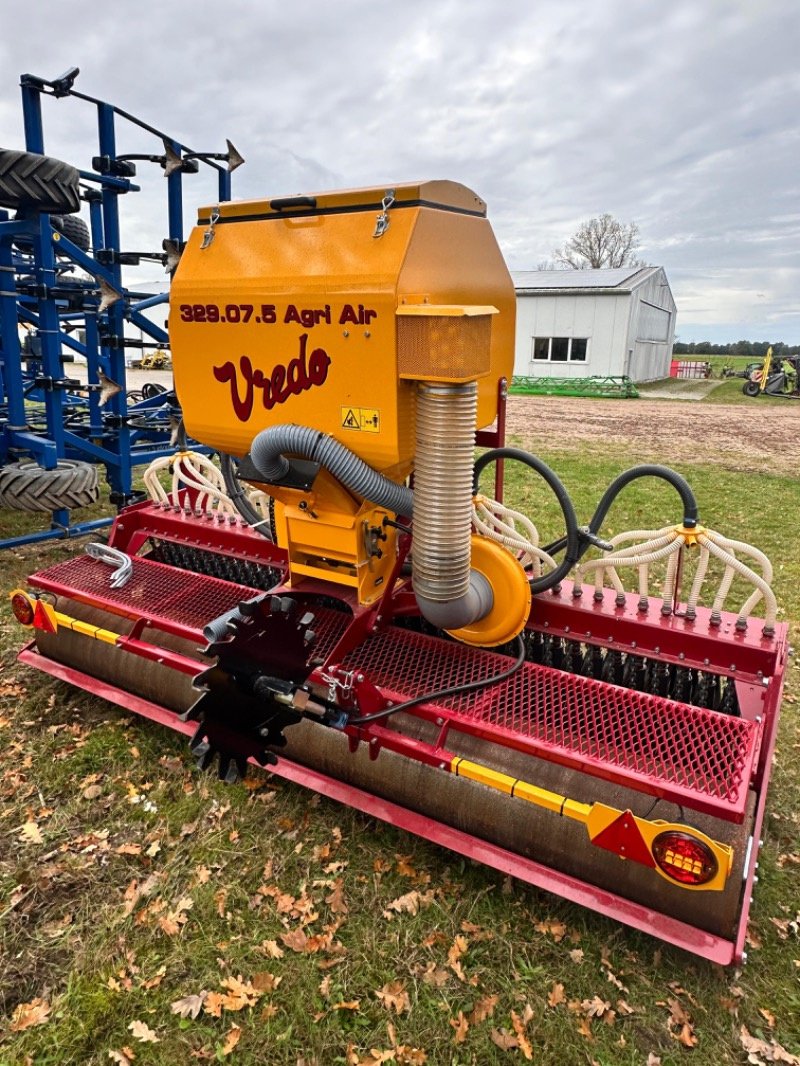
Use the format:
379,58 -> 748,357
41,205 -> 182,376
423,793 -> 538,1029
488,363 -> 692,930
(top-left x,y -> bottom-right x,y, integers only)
281,928 -> 310,952
469,994 -> 499,1024
219,975 -> 262,1011
83,784 -> 103,800
534,918 -> 567,942
260,939 -> 285,959
9,997 -> 51,1032
128,1020 -> 159,1043
511,1011 -> 533,1060
548,983 -> 566,1008
252,972 -> 281,993
740,1024 -> 800,1065
331,1000 -> 361,1012
171,992 -> 207,1019
420,963 -> 449,988
569,948 -> 584,964
582,996 -> 612,1019
759,1007 -> 777,1029
667,998 -> 697,1048
18,820 -> 43,844
383,890 -> 421,917
108,1050 -> 135,1065
204,992 -> 225,1018
490,1028 -> 519,1051
450,1011 -> 469,1044
376,980 -> 410,1014
326,879 -> 348,915
221,1026 -> 241,1056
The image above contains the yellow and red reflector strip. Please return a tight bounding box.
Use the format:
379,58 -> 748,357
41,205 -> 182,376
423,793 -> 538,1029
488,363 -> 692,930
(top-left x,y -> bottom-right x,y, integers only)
651,830 -> 719,886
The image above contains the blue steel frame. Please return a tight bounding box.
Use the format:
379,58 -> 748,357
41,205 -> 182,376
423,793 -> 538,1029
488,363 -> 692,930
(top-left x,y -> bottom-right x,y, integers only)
0,71 -> 236,548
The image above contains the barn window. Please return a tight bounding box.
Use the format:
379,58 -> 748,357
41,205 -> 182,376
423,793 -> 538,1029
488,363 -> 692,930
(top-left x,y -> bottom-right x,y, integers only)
530,337 -> 589,362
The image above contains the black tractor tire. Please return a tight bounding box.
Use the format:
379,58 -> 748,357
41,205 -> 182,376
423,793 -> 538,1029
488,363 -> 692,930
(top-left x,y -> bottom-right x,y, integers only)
742,380 -> 761,397
0,149 -> 81,214
0,459 -> 99,512
13,212 -> 91,254
53,213 -> 91,251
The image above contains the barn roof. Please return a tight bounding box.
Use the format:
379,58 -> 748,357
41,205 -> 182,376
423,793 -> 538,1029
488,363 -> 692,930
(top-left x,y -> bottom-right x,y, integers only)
511,266 -> 662,293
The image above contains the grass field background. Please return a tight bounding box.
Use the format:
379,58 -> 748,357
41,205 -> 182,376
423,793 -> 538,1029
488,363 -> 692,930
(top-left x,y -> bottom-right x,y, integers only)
1,396 -> 799,1065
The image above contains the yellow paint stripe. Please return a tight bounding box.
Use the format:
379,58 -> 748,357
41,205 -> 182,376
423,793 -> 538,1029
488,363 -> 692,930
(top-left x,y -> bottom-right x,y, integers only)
54,611 -> 121,646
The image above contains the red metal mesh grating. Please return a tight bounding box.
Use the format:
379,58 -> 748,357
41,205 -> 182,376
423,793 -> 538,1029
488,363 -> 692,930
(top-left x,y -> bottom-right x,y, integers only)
30,555 -> 256,635
306,609 -> 352,663
342,628 -> 757,816
31,555 -> 353,656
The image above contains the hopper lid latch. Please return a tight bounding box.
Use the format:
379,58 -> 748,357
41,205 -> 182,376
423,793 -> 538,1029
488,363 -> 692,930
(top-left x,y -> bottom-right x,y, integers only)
373,189 -> 396,238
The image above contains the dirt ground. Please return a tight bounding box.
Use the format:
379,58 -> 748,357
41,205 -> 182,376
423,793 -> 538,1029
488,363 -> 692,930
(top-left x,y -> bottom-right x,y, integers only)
504,395 -> 799,473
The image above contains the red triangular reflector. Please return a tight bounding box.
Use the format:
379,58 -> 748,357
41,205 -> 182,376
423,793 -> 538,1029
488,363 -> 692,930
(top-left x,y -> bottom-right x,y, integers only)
33,600 -> 57,634
591,809 -> 656,868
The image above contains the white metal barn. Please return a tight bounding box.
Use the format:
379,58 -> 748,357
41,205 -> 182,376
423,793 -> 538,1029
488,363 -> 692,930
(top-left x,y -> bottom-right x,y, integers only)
511,267 -> 676,382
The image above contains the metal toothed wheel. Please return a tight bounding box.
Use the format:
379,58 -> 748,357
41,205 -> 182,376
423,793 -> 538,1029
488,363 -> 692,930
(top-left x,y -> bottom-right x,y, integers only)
0,460 -> 99,512
0,149 -> 81,214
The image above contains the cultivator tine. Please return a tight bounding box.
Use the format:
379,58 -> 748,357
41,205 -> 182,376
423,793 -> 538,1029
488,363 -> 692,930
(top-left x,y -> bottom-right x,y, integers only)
163,141 -> 184,177
225,139 -> 245,172
162,238 -> 183,274
97,368 -> 123,406
97,278 -> 123,314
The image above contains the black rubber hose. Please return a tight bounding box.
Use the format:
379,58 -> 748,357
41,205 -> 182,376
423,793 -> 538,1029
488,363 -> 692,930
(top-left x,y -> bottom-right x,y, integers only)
588,464 -> 698,531
473,447 -> 581,593
220,452 -> 274,540
544,464 -> 699,559
346,633 -> 526,726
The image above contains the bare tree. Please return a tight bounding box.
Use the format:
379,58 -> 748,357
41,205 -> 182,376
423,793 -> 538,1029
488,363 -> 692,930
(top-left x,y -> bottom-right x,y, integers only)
552,214 -> 642,269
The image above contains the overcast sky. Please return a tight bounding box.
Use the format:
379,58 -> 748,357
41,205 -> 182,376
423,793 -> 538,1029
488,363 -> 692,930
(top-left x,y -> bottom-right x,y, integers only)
1,0 -> 798,344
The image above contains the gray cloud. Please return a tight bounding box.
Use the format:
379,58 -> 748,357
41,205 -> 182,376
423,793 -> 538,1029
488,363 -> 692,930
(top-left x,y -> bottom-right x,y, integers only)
1,0 -> 797,341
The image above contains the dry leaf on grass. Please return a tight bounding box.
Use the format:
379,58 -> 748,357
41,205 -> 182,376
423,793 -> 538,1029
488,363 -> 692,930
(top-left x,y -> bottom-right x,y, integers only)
667,998 -> 697,1048
740,1025 -> 800,1065
108,1050 -> 135,1065
534,918 -> 567,942
376,981 -> 410,1014
128,1020 -> 159,1043
490,1028 -> 519,1052
450,1011 -> 469,1044
511,1011 -> 533,1060
9,998 -> 51,1032
171,992 -> 207,1019
221,1026 -> 241,1056
18,820 -> 43,844
420,963 -> 449,988
260,938 -> 285,959
469,994 -> 499,1024
548,983 -> 566,1008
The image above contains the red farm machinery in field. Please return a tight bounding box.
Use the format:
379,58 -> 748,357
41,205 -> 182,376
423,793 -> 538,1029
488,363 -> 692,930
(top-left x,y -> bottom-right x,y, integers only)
6,169 -> 787,967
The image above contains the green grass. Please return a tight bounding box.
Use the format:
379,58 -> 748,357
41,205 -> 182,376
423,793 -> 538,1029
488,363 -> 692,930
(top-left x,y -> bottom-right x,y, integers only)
1,422 -> 800,1065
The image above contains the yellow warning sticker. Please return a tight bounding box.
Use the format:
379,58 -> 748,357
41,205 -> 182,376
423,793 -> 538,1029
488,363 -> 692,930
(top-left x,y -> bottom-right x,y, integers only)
341,407 -> 380,433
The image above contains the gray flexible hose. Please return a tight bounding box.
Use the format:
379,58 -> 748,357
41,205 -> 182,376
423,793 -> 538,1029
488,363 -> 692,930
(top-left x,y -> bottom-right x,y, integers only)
250,424 -> 413,516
